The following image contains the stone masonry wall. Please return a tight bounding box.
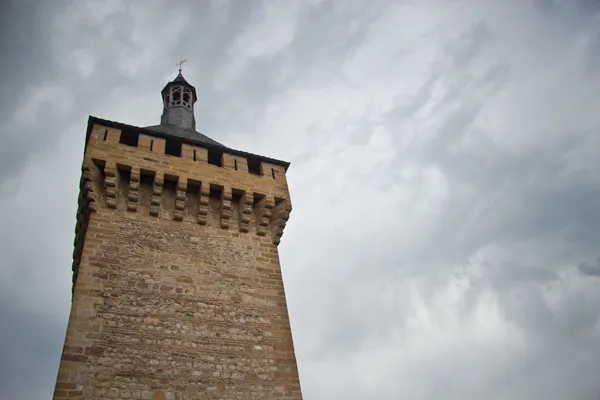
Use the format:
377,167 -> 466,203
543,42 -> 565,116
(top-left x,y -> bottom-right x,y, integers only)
53,123 -> 301,399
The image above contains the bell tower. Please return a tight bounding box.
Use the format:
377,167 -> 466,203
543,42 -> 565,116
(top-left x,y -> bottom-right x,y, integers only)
160,64 -> 197,130
52,67 -> 303,399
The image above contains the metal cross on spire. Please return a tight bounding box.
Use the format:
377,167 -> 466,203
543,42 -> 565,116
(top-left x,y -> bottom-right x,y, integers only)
176,59 -> 187,73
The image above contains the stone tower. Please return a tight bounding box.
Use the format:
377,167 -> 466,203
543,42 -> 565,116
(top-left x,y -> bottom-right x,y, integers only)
52,71 -> 302,399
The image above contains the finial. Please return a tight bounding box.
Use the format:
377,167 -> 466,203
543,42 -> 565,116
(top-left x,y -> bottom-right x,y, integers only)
176,59 -> 187,73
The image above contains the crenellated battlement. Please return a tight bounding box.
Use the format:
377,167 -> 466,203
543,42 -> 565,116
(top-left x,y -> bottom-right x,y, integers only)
70,118 -> 294,296
86,120 -> 290,196
79,158 -> 292,241
75,118 -> 292,241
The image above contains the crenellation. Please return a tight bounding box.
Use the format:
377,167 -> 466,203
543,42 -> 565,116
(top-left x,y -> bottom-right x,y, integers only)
182,143 -> 208,162
224,153 -> 249,173
222,152 -> 235,170
195,145 -> 209,163
89,123 -> 289,189
139,133 -> 166,154
263,163 -> 285,181
181,143 -> 194,160
92,125 -> 120,143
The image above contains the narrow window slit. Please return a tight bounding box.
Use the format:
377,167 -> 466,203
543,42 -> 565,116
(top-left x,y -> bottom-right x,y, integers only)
103,129 -> 108,141
234,159 -> 238,170
150,140 -> 154,151
271,168 -> 275,179
193,150 -> 197,161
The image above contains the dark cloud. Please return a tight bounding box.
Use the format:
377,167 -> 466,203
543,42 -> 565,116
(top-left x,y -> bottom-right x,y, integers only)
0,293 -> 65,399
0,0 -> 69,187
1,1 -> 600,399
0,0 -> 67,113
578,258 -> 600,277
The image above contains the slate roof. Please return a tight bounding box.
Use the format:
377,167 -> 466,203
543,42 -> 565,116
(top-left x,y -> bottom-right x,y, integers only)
172,72 -> 190,84
144,124 -> 225,147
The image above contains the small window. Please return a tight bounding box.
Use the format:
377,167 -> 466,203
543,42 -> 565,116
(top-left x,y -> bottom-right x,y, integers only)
193,149 -> 197,161
165,139 -> 182,157
234,159 -> 238,170
271,168 -> 275,179
247,157 -> 262,176
207,148 -> 223,167
119,129 -> 139,147
103,129 -> 108,141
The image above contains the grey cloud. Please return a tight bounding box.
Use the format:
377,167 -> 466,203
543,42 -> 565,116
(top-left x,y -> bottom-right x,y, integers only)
578,258 -> 600,277
0,0 -> 66,117
285,2 -> 600,398
536,0 -> 600,18
2,0 -> 600,399
0,1 -> 237,190
0,0 -> 143,190
376,9 -> 600,271
198,0 -> 382,139
0,0 -> 69,187
0,293 -> 65,400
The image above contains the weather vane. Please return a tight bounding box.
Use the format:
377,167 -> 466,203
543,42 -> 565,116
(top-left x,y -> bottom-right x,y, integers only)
176,59 -> 187,73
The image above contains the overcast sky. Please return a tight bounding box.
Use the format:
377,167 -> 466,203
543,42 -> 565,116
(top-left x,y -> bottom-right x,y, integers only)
1,0 -> 600,399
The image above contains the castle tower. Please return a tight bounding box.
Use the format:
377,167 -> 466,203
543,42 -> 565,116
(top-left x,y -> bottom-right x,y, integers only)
53,69 -> 302,399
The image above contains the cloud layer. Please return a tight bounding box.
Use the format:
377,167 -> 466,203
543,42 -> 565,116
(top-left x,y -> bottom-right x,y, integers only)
1,0 -> 599,399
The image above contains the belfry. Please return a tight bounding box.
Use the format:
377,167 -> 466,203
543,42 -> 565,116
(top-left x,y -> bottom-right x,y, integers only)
52,65 -> 302,399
